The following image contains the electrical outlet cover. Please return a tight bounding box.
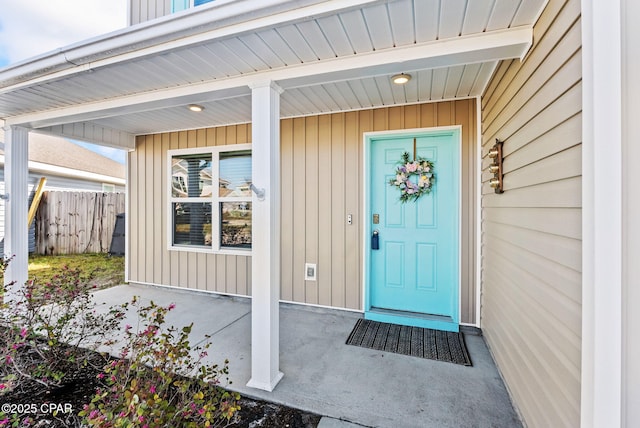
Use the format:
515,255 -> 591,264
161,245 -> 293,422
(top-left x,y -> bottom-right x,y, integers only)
304,263 -> 317,281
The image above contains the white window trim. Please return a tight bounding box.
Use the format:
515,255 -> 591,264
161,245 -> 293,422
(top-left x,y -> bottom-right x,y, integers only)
167,143 -> 252,256
172,0 -> 214,13
192,0 -> 215,6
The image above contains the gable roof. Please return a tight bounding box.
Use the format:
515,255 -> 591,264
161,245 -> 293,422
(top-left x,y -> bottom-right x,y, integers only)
0,131 -> 125,180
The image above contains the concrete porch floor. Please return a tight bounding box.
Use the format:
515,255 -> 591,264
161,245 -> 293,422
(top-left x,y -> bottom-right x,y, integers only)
93,284 -> 521,428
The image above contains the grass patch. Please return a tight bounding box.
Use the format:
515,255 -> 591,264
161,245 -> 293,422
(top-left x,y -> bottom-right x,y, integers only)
29,254 -> 125,289
1,254 -> 124,290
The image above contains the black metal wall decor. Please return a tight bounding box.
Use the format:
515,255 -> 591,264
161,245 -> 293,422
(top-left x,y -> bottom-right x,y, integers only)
488,139 -> 504,194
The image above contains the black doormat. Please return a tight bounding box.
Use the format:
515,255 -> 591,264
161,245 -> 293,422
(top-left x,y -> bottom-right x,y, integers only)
346,319 -> 472,366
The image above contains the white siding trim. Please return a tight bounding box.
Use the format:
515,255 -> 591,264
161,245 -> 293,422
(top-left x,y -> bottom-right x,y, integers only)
279,299 -> 362,314
581,0 -> 623,426
129,280 -> 251,300
125,149 -> 131,283
128,280 -> 366,315
622,0 -> 640,424
475,95 -> 482,327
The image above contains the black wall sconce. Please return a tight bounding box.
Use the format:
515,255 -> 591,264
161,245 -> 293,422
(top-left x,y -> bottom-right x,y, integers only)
488,139 -> 504,194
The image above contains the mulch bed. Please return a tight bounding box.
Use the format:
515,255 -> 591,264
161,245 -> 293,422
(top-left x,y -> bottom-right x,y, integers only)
1,350 -> 320,427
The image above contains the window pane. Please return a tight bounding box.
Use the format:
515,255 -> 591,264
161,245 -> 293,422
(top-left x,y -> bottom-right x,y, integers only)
194,0 -> 214,5
173,203 -> 212,247
220,202 -> 251,248
219,151 -> 251,197
171,154 -> 212,198
171,0 -> 189,12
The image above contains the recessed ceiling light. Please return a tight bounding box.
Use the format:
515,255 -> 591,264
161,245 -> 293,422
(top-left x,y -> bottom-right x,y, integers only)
391,73 -> 411,85
188,104 -> 204,112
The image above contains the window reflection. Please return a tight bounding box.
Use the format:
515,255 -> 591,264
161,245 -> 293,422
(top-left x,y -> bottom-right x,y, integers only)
173,202 -> 212,247
220,202 -> 251,248
171,154 -> 212,198
219,151 -> 251,197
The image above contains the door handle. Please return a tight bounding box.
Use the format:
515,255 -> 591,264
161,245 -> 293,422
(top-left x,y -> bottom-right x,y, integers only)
371,230 -> 380,250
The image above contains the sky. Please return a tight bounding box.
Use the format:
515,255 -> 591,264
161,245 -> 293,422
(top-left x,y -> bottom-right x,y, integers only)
0,0 -> 127,67
0,0 -> 128,163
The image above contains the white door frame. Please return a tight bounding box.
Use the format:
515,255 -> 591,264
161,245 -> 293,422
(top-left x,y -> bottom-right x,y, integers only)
361,126 -> 463,325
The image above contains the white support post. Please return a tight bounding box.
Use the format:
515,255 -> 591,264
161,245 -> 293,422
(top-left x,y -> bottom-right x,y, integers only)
2,126 -> 29,303
247,81 -> 283,392
582,0 -> 623,426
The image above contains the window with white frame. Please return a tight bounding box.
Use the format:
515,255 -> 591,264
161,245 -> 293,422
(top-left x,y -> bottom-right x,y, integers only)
168,144 -> 252,253
172,0 -> 214,13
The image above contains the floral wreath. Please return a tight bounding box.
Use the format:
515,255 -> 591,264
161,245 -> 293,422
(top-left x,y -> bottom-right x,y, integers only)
389,151 -> 435,203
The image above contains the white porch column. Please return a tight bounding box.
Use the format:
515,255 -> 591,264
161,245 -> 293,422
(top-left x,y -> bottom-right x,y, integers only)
2,126 -> 29,303
247,81 -> 283,391
582,0 -> 623,426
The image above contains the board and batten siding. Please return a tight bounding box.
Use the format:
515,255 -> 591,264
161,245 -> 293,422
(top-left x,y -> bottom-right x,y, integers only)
128,100 -> 477,322
129,126 -> 252,296
280,101 -> 478,320
480,0 -> 581,427
129,0 -> 171,25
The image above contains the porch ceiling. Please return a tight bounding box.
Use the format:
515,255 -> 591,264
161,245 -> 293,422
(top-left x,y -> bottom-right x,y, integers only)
0,0 -> 547,148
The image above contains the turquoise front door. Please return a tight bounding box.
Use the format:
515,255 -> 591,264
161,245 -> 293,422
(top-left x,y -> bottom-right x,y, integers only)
366,130 -> 460,332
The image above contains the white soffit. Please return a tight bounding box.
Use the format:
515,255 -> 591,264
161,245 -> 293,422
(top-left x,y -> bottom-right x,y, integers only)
0,0 -> 547,137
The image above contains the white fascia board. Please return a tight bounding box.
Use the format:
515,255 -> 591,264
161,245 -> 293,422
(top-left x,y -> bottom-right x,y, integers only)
0,155 -> 125,185
8,27 -> 532,130
0,0 -> 380,92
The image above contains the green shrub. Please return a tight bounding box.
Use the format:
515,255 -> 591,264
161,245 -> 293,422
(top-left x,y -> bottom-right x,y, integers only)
80,297 -> 240,427
0,260 -> 124,395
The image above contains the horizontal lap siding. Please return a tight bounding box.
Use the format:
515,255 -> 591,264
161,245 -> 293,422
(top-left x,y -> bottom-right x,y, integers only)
281,101 -> 477,319
129,125 -> 252,295
129,101 -> 477,321
480,0 -> 582,426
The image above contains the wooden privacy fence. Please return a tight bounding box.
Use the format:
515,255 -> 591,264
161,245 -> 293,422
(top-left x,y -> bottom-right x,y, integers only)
35,191 -> 126,255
